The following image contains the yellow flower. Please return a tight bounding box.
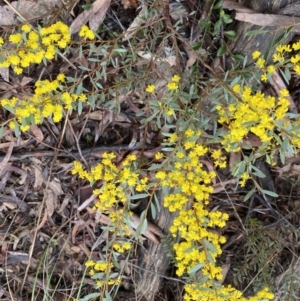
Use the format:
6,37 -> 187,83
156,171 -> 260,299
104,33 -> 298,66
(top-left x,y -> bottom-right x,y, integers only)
9,120 -> 16,130
85,259 -> 95,267
79,93 -> 87,101
156,171 -> 167,180
146,84 -> 155,93
276,44 -> 292,53
7,55 -> 20,65
273,52 -> 285,64
260,73 -> 267,82
295,64 -> 300,75
21,24 -> 31,33
0,37 -> 4,46
13,66 -> 23,75
20,124 -> 30,132
28,31 -> 39,42
166,108 -> 174,115
56,73 -> 65,82
239,172 -> 250,187
293,41 -> 300,51
232,84 -> 241,93
169,133 -> 177,143
252,50 -> 261,59
45,45 -> 56,60
279,89 -> 289,97
172,74 -> 180,82
256,57 -> 265,68
291,55 -> 300,64
267,65 -> 275,74
167,82 -> 179,91
79,25 -> 95,40
9,33 -> 23,44
155,152 -> 164,160
176,151 -> 184,159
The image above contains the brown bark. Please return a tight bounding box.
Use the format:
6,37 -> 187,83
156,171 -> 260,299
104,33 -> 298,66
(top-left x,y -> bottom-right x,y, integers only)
133,190 -> 177,301
227,0 -> 300,66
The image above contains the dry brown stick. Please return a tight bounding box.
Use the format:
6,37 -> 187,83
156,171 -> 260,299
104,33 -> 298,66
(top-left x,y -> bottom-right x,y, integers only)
0,144 -> 155,162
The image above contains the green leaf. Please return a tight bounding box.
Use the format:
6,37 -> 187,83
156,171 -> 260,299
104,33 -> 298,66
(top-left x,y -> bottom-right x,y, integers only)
14,122 -> 20,137
213,1 -> 222,9
3,105 -> 15,114
81,4 -> 91,10
154,192 -> 161,213
206,250 -> 215,264
104,291 -> 113,301
217,45 -> 226,56
279,67 -> 291,83
261,189 -> 278,198
78,65 -> 91,71
108,272 -> 119,279
76,99 -> 82,115
131,193 -> 149,200
251,165 -> 266,178
113,48 -> 127,53
79,292 -> 101,301
245,29 -> 269,36
203,240 -> 217,253
161,147 -> 174,152
189,263 -> 205,274
150,202 -> 156,219
140,217 -> 148,235
232,54 -> 244,62
66,76 -> 75,82
222,13 -> 233,24
232,161 -> 245,177
244,188 -> 255,202
224,30 -> 236,40
148,163 -> 163,171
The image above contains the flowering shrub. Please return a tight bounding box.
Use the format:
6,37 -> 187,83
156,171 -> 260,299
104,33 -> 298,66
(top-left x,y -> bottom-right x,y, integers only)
0,21 -> 71,74
0,21 -> 93,134
216,86 -> 290,152
71,129 -> 274,301
2,17 -> 299,301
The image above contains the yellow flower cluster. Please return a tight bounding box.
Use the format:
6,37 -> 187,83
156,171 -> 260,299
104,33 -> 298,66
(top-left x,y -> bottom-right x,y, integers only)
167,74 -> 180,91
1,74 -> 87,131
216,86 -> 290,152
113,241 -> 132,253
211,149 -> 227,168
0,22 -> 95,132
79,25 -> 96,40
71,152 -> 148,226
84,259 -> 121,288
0,21 -> 71,74
155,129 -> 274,301
146,75 -> 180,93
253,42 -> 300,78
184,285 -> 274,301
72,153 -> 153,290
146,84 -> 155,93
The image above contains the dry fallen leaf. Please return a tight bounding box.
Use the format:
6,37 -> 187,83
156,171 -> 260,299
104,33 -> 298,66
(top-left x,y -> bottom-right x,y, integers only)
45,189 -> 56,218
222,0 -> 255,14
30,125 -> 44,144
0,5 -> 15,26
11,0 -> 63,20
235,12 -> 300,34
0,141 -> 13,177
70,0 -> 111,33
0,67 -> 9,82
